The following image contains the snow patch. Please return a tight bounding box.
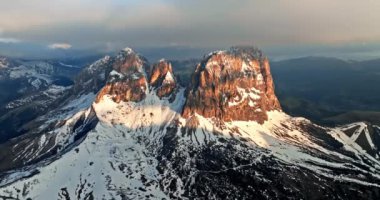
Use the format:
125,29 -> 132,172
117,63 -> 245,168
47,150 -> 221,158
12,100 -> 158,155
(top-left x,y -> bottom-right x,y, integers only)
229,87 -> 261,107
30,78 -> 43,89
241,61 -> 252,72
123,47 -> 134,54
109,70 -> 124,78
163,72 -> 174,85
59,62 -> 79,68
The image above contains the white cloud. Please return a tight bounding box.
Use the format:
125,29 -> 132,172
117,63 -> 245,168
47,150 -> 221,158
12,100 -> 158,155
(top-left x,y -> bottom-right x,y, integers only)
0,37 -> 20,43
48,43 -> 72,50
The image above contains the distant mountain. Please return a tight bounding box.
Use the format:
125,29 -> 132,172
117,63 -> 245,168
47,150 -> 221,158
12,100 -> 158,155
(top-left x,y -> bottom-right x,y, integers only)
170,58 -> 199,86
0,47 -> 379,199
270,57 -> 380,125
0,55 -> 100,142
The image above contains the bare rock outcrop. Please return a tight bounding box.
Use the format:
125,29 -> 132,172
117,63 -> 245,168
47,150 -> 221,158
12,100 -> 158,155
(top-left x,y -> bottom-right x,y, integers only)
95,48 -> 149,103
149,59 -> 176,98
182,46 -> 281,124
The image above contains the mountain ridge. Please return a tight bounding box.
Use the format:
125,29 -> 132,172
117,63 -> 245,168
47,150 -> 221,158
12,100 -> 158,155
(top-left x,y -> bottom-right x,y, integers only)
0,47 -> 380,199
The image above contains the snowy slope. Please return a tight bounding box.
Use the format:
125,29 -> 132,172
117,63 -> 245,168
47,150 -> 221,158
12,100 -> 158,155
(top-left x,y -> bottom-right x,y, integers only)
0,55 -> 99,143
0,89 -> 185,199
1,48 -> 380,199
332,122 -> 380,159
1,89 -> 380,199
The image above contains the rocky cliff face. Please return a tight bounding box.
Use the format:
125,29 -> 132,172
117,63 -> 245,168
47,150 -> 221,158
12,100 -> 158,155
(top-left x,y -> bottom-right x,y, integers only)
95,50 -> 178,103
182,47 -> 281,124
149,59 -> 176,98
95,48 -> 150,103
94,47 -> 280,124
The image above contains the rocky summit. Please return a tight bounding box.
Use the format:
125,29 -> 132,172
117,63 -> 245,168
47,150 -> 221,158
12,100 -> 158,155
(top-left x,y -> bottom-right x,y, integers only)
149,59 -> 177,98
95,48 -> 150,103
182,47 -> 281,124
0,47 -> 380,200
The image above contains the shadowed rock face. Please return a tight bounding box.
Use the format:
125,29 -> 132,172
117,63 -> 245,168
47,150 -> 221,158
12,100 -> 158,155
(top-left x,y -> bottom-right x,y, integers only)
149,60 -> 176,98
95,49 -> 150,103
182,47 -> 281,124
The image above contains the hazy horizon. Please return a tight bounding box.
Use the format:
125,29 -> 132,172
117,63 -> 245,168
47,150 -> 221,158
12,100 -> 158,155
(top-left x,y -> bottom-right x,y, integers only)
1,0 -> 380,60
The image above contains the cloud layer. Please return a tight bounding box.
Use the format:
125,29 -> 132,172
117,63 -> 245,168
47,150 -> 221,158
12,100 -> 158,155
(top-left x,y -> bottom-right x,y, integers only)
0,38 -> 20,43
48,43 -> 72,50
0,0 -> 379,51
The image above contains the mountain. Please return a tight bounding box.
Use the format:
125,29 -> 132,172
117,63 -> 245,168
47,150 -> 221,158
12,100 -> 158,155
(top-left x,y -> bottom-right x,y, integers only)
169,57 -> 380,126
0,47 -> 380,199
270,57 -> 380,125
182,48 -> 280,124
0,56 -> 100,143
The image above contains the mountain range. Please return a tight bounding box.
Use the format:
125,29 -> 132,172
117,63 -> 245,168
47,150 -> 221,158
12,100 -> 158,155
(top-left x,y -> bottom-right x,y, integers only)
270,57 -> 380,125
0,56 -> 99,143
0,47 -> 379,199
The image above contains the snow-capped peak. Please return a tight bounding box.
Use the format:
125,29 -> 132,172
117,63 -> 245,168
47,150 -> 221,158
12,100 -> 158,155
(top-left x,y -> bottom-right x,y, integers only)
122,47 -> 134,54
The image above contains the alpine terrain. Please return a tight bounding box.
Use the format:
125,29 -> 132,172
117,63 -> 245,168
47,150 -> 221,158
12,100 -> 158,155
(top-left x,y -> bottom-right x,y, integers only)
0,47 -> 379,199
0,56 -> 95,143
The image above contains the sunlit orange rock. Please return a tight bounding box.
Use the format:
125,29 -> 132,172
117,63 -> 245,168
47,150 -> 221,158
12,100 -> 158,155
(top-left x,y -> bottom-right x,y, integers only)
96,48 -> 149,103
149,59 -> 176,98
182,47 -> 281,124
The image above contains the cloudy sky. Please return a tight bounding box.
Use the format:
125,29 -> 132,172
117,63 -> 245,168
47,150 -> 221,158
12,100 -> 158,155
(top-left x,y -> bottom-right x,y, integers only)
1,0 -> 380,59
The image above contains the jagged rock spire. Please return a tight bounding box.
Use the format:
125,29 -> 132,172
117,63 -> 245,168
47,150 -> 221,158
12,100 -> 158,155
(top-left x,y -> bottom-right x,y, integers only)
149,59 -> 176,98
